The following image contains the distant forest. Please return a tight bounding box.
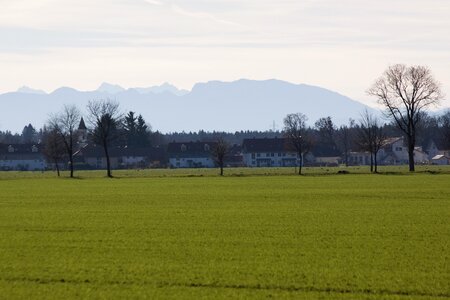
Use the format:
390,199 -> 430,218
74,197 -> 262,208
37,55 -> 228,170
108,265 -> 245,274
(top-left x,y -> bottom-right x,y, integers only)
1,111 -> 450,153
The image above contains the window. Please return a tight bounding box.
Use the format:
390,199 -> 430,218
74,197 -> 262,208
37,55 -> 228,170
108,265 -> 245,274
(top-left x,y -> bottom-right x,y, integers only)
278,153 -> 281,157
251,153 -> 255,159
271,153 -> 274,157
257,153 -> 261,157
181,144 -> 187,152
204,144 -> 210,151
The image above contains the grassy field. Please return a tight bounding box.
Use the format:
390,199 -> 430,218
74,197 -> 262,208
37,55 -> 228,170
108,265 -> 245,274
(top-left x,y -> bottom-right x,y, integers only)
0,168 -> 449,299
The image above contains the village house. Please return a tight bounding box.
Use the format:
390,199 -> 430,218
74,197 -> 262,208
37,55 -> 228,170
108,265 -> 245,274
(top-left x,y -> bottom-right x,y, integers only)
431,154 -> 450,165
348,151 -> 372,166
310,147 -> 341,167
225,144 -> 244,167
0,144 -> 46,171
167,141 -> 216,168
349,137 -> 430,166
242,138 -> 300,167
74,144 -> 165,169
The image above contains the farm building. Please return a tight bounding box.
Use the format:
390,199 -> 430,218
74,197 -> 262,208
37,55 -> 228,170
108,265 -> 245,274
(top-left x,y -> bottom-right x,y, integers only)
242,138 -> 299,167
431,154 -> 450,165
0,143 -> 46,171
167,141 -> 216,168
349,137 -> 430,166
167,141 -> 243,168
74,144 -> 165,169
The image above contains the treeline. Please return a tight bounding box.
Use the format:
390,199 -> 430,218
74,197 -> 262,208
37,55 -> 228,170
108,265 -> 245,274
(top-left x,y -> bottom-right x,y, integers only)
1,111 -> 450,151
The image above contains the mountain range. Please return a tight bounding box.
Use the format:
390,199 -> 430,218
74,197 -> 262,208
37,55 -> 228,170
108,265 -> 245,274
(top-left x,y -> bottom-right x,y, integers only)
0,79 -> 380,133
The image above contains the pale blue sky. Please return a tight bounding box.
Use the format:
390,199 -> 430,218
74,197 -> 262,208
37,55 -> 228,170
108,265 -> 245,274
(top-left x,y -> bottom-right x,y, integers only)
0,0 -> 449,106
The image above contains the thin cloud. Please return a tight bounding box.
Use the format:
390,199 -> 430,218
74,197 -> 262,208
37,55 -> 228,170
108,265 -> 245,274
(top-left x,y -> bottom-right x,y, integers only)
170,4 -> 241,27
143,0 -> 163,6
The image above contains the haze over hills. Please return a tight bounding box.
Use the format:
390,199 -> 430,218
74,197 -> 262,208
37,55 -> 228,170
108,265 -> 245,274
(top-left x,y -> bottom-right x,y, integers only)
0,79 -> 382,133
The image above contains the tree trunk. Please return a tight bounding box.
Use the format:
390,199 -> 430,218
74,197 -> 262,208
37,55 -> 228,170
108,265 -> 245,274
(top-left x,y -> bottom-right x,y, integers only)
103,142 -> 112,178
69,155 -> 74,178
374,152 -> 378,173
220,165 -> 223,176
54,159 -> 60,177
344,150 -> 349,167
408,147 -> 415,172
298,153 -> 303,175
370,153 -> 374,173
406,134 -> 415,172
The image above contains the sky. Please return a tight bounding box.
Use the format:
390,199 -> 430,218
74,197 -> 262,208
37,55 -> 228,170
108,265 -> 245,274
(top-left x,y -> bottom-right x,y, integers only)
0,0 -> 449,107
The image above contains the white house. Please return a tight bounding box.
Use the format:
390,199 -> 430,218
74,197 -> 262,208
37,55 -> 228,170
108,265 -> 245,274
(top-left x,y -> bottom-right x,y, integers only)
431,154 -> 450,165
349,151 -> 372,165
0,144 -> 46,171
242,138 -> 299,167
349,137 -> 430,166
167,141 -> 216,168
74,144 -> 164,169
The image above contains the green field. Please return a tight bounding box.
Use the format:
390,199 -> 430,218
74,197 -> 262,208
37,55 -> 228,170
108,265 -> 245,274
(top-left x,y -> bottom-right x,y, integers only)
0,168 -> 449,299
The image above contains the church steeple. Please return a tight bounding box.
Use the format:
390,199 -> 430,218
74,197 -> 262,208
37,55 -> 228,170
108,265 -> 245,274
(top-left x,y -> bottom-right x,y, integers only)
78,117 -> 87,130
77,117 -> 88,146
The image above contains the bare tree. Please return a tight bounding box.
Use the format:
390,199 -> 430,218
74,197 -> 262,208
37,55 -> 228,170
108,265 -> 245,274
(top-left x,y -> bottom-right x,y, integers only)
283,113 -> 311,175
87,99 -> 122,178
367,64 -> 443,171
358,110 -> 386,173
42,128 -> 66,177
48,105 -> 81,178
212,138 -> 229,176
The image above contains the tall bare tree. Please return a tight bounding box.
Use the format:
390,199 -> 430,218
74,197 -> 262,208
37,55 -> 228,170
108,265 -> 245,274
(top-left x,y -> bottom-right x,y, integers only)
367,64 -> 443,171
87,99 -> 122,178
283,113 -> 311,175
42,128 -> 66,177
358,110 -> 385,173
48,105 -> 81,178
212,138 -> 229,176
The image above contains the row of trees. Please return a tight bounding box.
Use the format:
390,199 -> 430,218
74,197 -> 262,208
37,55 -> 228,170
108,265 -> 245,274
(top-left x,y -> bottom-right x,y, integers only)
43,100 -> 160,178
45,100 -> 122,178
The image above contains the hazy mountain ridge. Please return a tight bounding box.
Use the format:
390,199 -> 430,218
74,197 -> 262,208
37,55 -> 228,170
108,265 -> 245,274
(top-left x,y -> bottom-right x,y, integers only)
16,86 -> 47,95
0,79 -> 385,133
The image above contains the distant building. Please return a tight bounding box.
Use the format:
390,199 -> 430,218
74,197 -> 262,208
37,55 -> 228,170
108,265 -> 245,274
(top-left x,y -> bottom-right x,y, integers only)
241,138 -> 298,167
310,146 -> 341,167
225,144 -> 244,167
77,117 -> 88,147
167,141 -> 216,168
349,137 -> 430,166
0,144 -> 46,171
431,154 -> 450,165
348,151 -> 372,166
74,144 -> 165,169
